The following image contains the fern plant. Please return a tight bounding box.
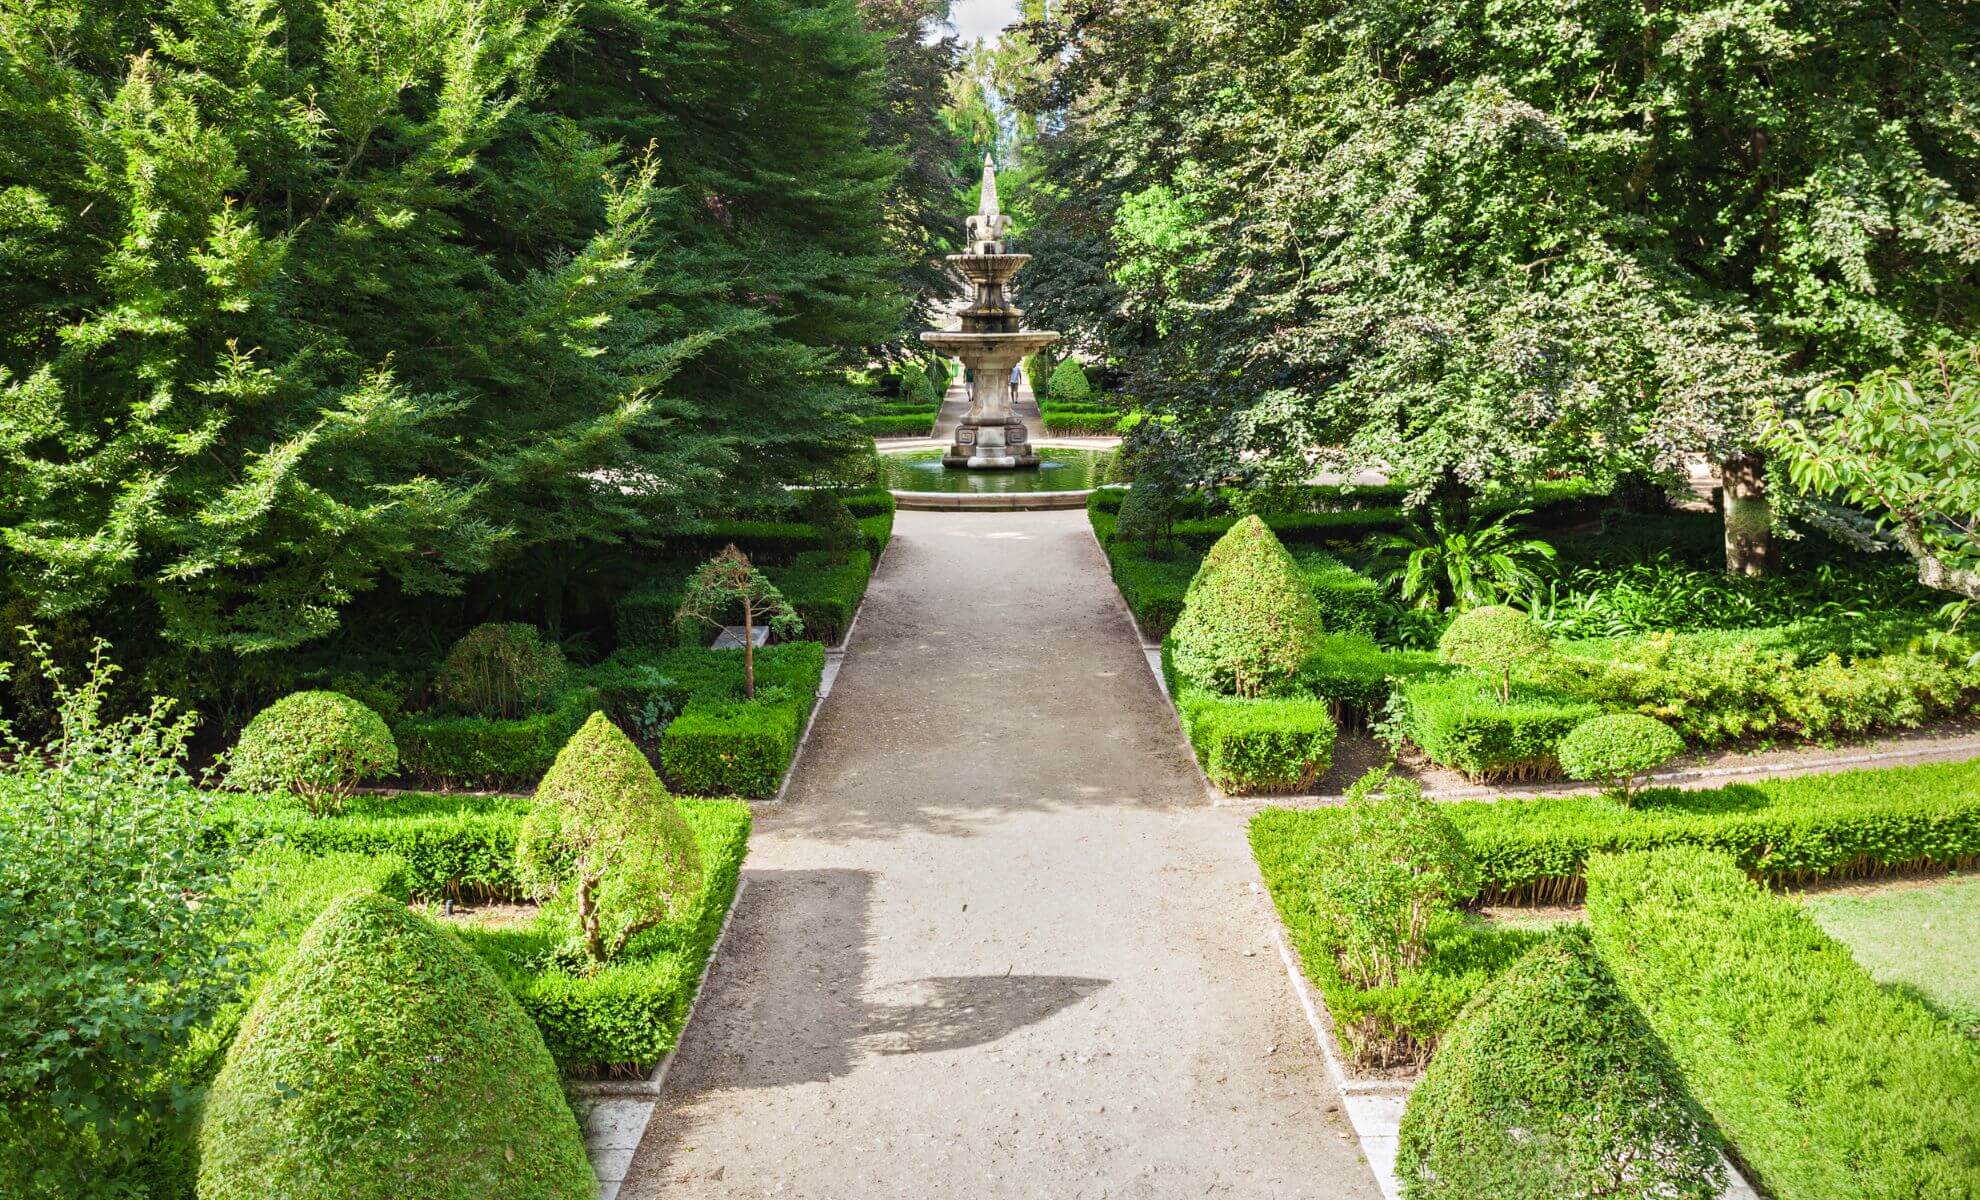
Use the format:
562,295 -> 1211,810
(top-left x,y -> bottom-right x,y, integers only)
1370,510 -> 1557,612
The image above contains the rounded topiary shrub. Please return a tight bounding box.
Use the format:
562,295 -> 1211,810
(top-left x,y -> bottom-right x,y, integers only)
434,622 -> 568,719
516,712 -> 703,964
224,691 -> 396,814
899,361 -> 938,407
1396,928 -> 1724,1200
1171,515 -> 1324,697
1437,605 -> 1550,702
1558,713 -> 1684,803
1047,357 -> 1092,402
197,891 -> 594,1200
802,488 -> 863,563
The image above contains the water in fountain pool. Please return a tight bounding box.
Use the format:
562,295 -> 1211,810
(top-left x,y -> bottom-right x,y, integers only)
881,448 -> 1112,494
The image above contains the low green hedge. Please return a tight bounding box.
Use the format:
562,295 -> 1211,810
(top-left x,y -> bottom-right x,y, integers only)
1390,674 -> 1600,780
1291,634 -> 1449,724
1447,758 -> 1980,903
463,799 -> 751,1072
1289,550 -> 1383,637
1252,808 -> 1542,1066
615,551 -> 875,649
660,690 -> 810,798
392,688 -> 599,790
1176,690 -> 1337,794
861,413 -> 935,437
1587,847 -> 1980,1199
209,791 -> 532,900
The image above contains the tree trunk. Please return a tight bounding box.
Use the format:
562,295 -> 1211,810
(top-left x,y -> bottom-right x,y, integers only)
1720,452 -> 1776,576
742,602 -> 756,699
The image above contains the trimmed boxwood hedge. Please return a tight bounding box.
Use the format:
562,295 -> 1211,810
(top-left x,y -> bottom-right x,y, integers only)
198,892 -> 594,1200
1586,847 -> 1980,1200
660,689 -> 810,798
1390,674 -> 1600,780
392,688 -> 600,789
1177,690 -> 1336,794
861,413 -> 935,437
1396,928 -> 1725,1200
461,798 -> 751,1071
615,549 -> 876,649
1448,757 -> 1980,903
1289,550 -> 1383,637
209,791 -> 531,900
1292,634 -> 1449,724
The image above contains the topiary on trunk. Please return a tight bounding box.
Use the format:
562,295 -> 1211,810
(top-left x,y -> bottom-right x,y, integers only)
802,489 -> 864,564
515,712 -> 703,965
1396,927 -> 1724,1200
1437,605 -> 1550,703
197,892 -> 593,1200
223,691 -> 397,814
1171,515 -> 1324,696
433,623 -> 568,719
1047,357 -> 1092,402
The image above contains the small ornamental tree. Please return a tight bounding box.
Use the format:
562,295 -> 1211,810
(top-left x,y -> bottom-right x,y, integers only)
1558,714 -> 1684,805
224,691 -> 398,814
515,713 -> 703,965
434,623 -> 568,719
1307,768 -> 1478,987
198,893 -> 593,1200
1048,357 -> 1092,402
1438,605 -> 1550,703
802,489 -> 864,564
1396,928 -> 1724,1200
1171,515 -> 1324,696
1113,480 -> 1178,555
676,545 -> 801,698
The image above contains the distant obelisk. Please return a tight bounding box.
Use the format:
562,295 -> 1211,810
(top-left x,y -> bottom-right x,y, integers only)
920,156 -> 1060,469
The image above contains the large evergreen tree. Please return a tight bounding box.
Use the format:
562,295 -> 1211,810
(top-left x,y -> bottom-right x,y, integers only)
0,0 -> 905,693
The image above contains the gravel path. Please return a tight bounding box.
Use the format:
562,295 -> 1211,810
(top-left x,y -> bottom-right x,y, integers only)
622,509 -> 1380,1199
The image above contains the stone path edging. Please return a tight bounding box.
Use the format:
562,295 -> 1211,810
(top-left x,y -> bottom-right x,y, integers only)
572,875 -> 750,1199
764,533 -> 892,804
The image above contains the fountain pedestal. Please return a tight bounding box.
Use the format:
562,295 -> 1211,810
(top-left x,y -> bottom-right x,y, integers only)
920,157 -> 1060,470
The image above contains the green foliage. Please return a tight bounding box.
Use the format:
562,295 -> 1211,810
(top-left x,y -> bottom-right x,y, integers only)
1291,550 -> 1383,637
0,648 -> 248,1199
1113,482 -> 1178,550
1556,714 -> 1683,802
1768,346 -> 1980,600
1047,357 -> 1092,401
677,546 -> 802,699
1171,516 -> 1324,696
898,362 -> 940,407
1372,511 -> 1556,613
0,0 -> 909,680
463,798 -> 749,1070
1024,351 -> 1057,397
1015,0 -> 1977,541
1397,928 -> 1724,1200
209,791 -> 533,901
1437,605 -> 1551,702
516,714 -> 702,965
801,490 -> 865,565
661,689 -> 811,799
198,893 -> 592,1200
223,691 -> 397,815
1292,635 -> 1449,725
1586,847 -> 1980,1200
1303,769 -> 1478,987
1176,691 -> 1336,794
1390,675 -> 1600,781
1252,806 -> 1540,1068
434,624 -> 569,720
1805,876 -> 1980,1035
1436,758 -> 1980,904
392,688 -> 600,790
862,413 -> 939,437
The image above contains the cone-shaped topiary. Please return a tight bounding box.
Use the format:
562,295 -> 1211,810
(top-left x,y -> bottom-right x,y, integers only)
1047,357 -> 1092,402
1396,927 -> 1724,1200
1113,481 -> 1177,552
1171,515 -> 1324,697
224,690 -> 397,815
1558,713 -> 1685,804
197,892 -> 593,1200
515,712 -> 703,964
1437,604 -> 1550,703
802,489 -> 863,564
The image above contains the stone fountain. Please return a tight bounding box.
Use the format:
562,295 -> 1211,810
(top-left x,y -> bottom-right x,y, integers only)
921,156 -> 1060,469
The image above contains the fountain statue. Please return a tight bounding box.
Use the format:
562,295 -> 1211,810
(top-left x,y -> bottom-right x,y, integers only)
921,156 -> 1060,469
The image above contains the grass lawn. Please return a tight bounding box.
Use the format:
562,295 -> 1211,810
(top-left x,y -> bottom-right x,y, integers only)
1802,873 -> 1980,1035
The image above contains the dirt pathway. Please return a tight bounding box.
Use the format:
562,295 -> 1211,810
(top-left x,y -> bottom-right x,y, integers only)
622,509 -> 1380,1199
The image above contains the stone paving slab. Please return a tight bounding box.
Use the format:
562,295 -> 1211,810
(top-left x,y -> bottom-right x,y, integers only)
621,508 -> 1381,1199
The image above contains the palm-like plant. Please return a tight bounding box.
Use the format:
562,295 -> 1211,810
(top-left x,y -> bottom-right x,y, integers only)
1370,509 -> 1558,611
